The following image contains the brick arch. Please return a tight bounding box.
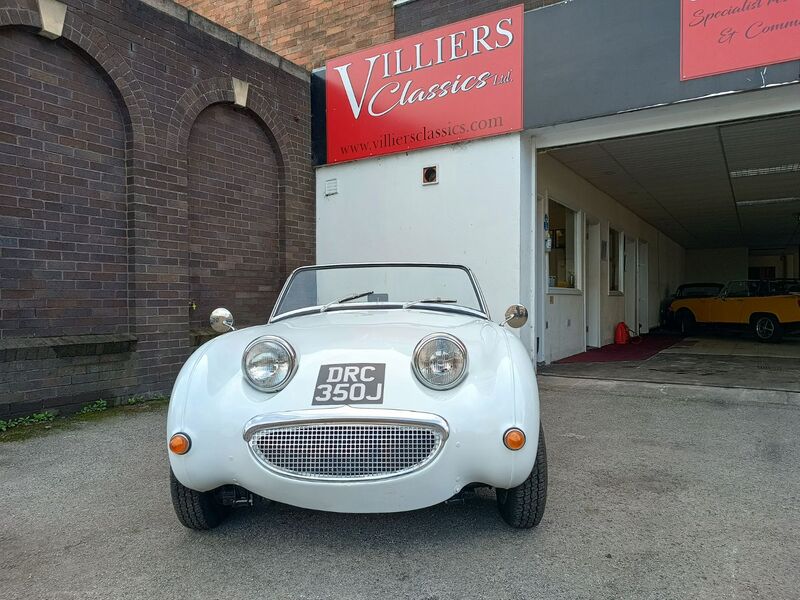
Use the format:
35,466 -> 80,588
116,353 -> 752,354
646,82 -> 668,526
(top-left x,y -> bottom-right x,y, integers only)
168,78 -> 290,168
0,8 -> 156,148
185,102 -> 286,335
0,25 -> 131,337
169,78 -> 298,283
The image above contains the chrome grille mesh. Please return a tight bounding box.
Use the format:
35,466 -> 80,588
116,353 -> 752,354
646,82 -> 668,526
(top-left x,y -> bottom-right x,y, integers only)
248,422 -> 444,481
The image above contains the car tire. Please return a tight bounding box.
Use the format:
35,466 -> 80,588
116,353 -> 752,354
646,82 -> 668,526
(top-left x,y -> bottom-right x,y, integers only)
677,310 -> 695,335
752,315 -> 783,343
496,424 -> 548,529
170,469 -> 226,530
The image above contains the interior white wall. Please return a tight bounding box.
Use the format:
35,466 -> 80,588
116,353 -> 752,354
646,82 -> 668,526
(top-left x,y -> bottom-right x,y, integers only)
315,133 -> 531,339
537,153 -> 685,362
684,248 -> 748,283
749,249 -> 800,279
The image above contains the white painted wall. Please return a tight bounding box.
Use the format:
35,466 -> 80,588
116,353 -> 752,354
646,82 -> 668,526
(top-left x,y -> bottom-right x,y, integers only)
684,247 -> 748,283
316,134 -> 532,339
537,153 -> 685,362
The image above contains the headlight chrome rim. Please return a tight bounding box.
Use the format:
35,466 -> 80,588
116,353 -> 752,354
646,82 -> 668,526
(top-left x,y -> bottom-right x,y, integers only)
412,333 -> 468,390
242,335 -> 297,392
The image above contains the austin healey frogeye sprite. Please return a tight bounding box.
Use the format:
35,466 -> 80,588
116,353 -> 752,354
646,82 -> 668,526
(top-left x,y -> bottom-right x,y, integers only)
167,263 -> 547,529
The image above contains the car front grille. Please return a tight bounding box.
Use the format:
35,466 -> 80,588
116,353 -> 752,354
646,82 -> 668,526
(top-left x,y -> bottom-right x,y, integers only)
248,422 -> 445,481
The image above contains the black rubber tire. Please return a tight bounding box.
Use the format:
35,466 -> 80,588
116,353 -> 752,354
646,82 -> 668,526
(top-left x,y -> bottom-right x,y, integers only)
170,469 -> 225,530
752,314 -> 784,343
496,424 -> 548,529
677,310 -> 695,335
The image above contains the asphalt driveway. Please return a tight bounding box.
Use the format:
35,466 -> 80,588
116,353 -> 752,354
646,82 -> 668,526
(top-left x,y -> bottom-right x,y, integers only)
1,377 -> 798,600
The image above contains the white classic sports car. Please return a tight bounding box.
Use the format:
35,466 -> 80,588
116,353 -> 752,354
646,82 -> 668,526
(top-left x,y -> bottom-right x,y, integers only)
168,263 -> 547,529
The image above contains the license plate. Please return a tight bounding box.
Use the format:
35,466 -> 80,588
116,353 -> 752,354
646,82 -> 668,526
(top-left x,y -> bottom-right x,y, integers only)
313,363 -> 385,405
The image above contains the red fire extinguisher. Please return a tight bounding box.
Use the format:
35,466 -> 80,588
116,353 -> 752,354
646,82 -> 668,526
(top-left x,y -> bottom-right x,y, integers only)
615,322 -> 630,345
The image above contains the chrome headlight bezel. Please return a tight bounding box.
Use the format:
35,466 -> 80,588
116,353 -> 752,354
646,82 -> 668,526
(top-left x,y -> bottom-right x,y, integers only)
412,333 -> 468,390
242,335 -> 297,392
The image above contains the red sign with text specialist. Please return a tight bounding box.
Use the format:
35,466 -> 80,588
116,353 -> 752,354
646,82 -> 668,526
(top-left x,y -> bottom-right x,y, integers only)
326,5 -> 523,164
681,0 -> 800,80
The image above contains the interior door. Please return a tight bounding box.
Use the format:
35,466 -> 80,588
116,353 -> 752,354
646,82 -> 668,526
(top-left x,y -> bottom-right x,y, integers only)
624,236 -> 637,332
584,216 -> 601,348
637,240 -> 649,334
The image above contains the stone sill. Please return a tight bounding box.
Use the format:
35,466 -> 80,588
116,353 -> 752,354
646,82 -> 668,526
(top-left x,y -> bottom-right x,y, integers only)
0,334 -> 138,362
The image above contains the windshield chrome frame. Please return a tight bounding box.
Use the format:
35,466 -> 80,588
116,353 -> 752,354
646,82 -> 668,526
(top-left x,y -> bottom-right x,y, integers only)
268,263 -> 490,323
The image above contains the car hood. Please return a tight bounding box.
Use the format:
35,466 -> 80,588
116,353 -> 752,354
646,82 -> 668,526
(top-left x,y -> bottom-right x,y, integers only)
177,308 -> 514,409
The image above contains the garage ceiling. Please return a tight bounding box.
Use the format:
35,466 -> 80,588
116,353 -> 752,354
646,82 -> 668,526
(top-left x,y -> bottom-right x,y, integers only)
546,113 -> 800,250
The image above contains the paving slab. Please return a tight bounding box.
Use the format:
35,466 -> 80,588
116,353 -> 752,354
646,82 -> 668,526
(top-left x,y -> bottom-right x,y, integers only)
541,335 -> 800,393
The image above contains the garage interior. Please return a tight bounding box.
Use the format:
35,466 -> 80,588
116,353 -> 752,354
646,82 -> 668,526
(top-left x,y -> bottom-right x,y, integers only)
539,111 -> 800,392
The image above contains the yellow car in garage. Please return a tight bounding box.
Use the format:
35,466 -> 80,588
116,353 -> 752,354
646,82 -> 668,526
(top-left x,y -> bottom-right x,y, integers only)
668,280 -> 800,342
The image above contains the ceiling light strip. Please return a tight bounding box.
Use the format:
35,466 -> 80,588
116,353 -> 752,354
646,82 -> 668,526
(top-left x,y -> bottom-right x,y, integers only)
735,197 -> 800,206
729,163 -> 800,178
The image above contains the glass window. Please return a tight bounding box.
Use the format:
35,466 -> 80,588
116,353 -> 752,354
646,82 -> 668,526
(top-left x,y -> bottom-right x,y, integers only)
274,264 -> 486,319
609,228 -> 621,292
547,200 -> 577,289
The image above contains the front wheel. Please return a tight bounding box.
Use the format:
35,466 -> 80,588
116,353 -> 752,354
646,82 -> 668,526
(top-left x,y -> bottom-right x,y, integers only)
170,469 -> 227,530
496,424 -> 548,529
753,315 -> 783,343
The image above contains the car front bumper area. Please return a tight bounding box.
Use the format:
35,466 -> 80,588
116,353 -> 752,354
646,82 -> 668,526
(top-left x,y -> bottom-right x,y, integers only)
169,405 -> 539,514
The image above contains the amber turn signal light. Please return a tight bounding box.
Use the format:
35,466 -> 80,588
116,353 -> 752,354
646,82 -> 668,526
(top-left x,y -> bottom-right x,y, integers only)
503,428 -> 526,451
169,433 -> 191,455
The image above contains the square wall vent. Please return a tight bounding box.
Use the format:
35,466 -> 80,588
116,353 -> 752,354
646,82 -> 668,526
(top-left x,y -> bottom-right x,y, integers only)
422,165 -> 438,185
324,178 -> 338,196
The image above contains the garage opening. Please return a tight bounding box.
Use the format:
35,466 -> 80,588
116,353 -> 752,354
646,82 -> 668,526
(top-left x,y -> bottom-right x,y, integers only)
536,111 -> 800,392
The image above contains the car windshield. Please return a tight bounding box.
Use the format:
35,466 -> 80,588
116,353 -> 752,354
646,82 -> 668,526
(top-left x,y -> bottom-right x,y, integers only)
272,264 -> 486,320
676,284 -> 723,298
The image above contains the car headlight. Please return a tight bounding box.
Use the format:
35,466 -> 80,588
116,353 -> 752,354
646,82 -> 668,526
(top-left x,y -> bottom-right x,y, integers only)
242,336 -> 296,392
412,333 -> 468,390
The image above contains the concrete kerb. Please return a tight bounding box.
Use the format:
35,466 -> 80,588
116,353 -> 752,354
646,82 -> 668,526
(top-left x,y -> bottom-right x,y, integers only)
538,374 -> 800,409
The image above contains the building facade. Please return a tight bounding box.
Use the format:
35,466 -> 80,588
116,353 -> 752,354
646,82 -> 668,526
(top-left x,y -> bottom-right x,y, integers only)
314,0 -> 800,364
0,0 -> 314,418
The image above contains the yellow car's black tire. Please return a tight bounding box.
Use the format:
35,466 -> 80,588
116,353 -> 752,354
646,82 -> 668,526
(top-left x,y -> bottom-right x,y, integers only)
496,424 -> 548,529
170,469 -> 226,530
752,315 -> 783,343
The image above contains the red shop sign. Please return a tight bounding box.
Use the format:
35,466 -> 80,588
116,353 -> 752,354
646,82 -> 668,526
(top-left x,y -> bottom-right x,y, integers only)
326,5 -> 524,164
680,0 -> 800,80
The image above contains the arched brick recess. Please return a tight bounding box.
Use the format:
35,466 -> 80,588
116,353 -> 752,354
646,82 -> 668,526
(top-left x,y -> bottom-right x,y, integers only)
0,10 -> 155,148
0,27 -> 129,336
186,103 -> 282,332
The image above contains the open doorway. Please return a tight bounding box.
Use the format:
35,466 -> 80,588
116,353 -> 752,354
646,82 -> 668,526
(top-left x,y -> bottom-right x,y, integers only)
585,215 -> 601,348
624,235 -> 637,332
637,240 -> 649,335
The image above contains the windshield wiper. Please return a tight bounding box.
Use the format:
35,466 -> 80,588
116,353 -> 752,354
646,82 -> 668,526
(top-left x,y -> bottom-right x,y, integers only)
320,290 -> 374,312
402,298 -> 457,309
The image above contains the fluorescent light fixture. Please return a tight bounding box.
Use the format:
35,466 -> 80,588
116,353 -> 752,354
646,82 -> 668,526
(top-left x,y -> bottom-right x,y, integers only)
736,197 -> 800,207
730,163 -> 800,178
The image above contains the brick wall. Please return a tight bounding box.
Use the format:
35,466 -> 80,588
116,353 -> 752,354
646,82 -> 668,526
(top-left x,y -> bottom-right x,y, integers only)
395,0 -> 566,37
176,0 -> 394,70
0,0 -> 314,418
187,104 -> 282,331
1,29 -> 130,339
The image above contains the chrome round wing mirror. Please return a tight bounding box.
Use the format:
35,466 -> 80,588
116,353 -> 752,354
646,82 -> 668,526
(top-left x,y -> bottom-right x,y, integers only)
210,307 -> 235,333
503,304 -> 529,329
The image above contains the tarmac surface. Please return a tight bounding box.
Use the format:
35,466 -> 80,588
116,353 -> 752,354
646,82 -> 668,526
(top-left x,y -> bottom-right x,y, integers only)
1,376 -> 798,600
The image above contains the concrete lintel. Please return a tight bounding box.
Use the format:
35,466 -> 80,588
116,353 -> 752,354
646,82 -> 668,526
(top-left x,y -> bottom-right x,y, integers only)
232,77 -> 249,108
37,0 -> 67,40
